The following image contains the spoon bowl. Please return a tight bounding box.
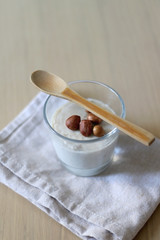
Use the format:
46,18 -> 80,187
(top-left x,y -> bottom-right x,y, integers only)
31,70 -> 67,96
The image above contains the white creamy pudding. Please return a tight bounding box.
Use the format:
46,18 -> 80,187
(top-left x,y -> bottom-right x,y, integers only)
49,99 -> 119,176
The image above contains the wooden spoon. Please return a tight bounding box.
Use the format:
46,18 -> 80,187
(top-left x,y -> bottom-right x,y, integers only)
31,70 -> 155,146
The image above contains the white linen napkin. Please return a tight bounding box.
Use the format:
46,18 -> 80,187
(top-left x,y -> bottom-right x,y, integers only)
0,92 -> 160,240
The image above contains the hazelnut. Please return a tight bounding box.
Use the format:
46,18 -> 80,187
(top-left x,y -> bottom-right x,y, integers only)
93,125 -> 105,137
87,113 -> 102,124
66,115 -> 81,130
80,120 -> 93,137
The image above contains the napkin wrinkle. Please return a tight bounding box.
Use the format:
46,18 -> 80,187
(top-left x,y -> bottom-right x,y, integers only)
0,163 -> 119,240
0,92 -> 47,141
0,164 -> 86,240
0,108 -> 43,155
1,152 -> 122,229
36,193 -> 120,240
0,116 -> 32,143
0,146 -> 124,239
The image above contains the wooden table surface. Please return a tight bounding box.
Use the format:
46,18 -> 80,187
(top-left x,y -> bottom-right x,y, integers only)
0,0 -> 160,239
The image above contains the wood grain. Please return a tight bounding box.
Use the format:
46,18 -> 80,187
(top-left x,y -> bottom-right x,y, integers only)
0,0 -> 160,239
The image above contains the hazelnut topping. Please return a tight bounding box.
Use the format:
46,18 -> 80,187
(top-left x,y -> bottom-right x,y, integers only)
87,113 -> 102,124
80,120 -> 93,137
93,125 -> 105,137
66,115 -> 81,130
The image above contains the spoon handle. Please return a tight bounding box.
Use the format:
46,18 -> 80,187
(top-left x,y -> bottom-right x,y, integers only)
62,87 -> 155,146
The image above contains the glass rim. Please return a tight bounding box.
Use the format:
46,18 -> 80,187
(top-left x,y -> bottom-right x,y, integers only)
43,80 -> 126,143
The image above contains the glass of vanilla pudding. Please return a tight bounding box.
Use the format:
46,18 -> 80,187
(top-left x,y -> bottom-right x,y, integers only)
43,80 -> 125,177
